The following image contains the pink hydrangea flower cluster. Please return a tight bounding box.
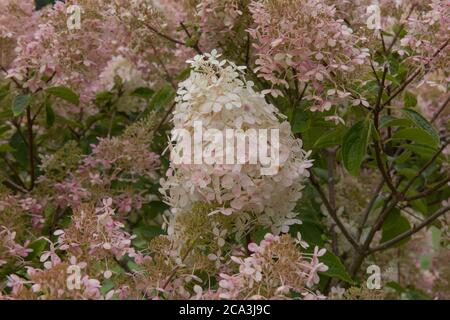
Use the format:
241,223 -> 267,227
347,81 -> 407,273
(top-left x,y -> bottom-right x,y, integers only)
5,257 -> 106,299
218,233 -> 328,299
0,227 -> 32,267
0,0 -> 40,68
197,0 -> 249,51
5,0 -> 194,112
54,198 -> 137,261
247,0 -> 369,111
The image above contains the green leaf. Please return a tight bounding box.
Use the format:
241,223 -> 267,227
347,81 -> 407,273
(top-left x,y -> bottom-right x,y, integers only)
174,68 -> 191,81
130,87 -> 154,100
380,115 -> 412,128
11,94 -> 30,116
94,91 -> 113,107
397,168 -> 418,179
342,120 -> 371,176
9,131 -> 28,167
26,238 -> 48,261
142,201 -> 167,220
400,108 -> 439,145
254,227 -> 271,243
292,222 -> 324,246
55,114 -> 83,129
100,280 -> 115,296
380,208 -> 411,247
45,101 -> 55,127
404,289 -> 433,300
132,225 -> 163,240
291,111 -> 310,134
45,86 -> 79,105
313,126 -> 346,149
403,91 -> 417,108
386,281 -> 405,293
0,83 -> 10,103
394,149 -> 412,164
0,144 -> 14,153
149,85 -> 175,111
320,251 -> 354,284
0,125 -> 10,136
410,199 -> 428,216
392,128 -> 438,147
0,109 -> 14,121
401,143 -> 441,160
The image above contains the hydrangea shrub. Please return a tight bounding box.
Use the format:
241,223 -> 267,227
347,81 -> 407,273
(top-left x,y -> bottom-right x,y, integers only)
0,0 -> 449,300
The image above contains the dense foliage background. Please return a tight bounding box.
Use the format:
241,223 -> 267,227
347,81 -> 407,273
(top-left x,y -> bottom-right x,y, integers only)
0,0 -> 448,300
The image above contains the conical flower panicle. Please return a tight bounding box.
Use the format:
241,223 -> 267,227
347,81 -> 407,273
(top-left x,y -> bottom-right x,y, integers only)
160,50 -> 313,236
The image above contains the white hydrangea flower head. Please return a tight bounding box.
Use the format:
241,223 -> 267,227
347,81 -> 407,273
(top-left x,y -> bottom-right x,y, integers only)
160,50 -> 313,236
98,55 -> 149,113
99,55 -> 147,92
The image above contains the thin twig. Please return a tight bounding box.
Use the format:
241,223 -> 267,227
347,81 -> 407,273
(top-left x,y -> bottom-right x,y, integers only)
397,206 -> 424,222
143,22 -> 186,46
357,179 -> 385,240
0,64 -> 21,88
431,95 -> 450,124
26,106 -> 35,189
179,22 -> 202,54
385,5 -> 416,55
405,176 -> 450,201
401,140 -> 449,195
382,37 -> 450,108
161,237 -> 200,290
373,65 -> 397,193
153,102 -> 176,137
309,174 -> 360,250
245,34 -> 251,67
2,155 -> 27,190
369,205 -> 450,253
1,176 -> 28,193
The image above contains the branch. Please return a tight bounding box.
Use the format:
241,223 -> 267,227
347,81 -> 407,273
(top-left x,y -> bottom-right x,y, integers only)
401,140 -> 449,195
372,65 -> 398,193
362,193 -> 400,250
382,37 -> 450,108
326,149 -> 336,209
431,95 -> 450,124
384,4 -> 416,55
351,143 -> 448,274
379,30 -> 387,53
2,153 -> 26,182
114,256 -> 133,274
26,106 -> 35,189
1,177 -> 28,194
11,119 -> 28,147
309,174 -> 360,250
357,179 -> 384,240
361,176 -> 405,250
179,22 -> 202,54
245,34 -> 251,67
397,205 -> 424,222
153,102 -> 176,136
369,205 -> 450,253
0,64 -> 21,88
405,176 -> 450,201
143,22 -> 186,46
369,58 -> 380,85
361,142 -> 447,249
161,235 -> 201,291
